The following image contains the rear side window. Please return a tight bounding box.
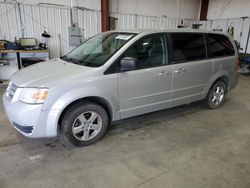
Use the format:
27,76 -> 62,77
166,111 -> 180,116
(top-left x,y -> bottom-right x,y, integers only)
207,34 -> 235,58
170,33 -> 206,63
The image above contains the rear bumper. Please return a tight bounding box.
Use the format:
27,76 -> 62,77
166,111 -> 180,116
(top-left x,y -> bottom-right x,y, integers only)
229,72 -> 239,91
3,92 -> 59,138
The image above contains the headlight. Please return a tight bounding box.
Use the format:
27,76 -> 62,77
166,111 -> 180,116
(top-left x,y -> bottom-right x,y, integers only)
19,88 -> 49,104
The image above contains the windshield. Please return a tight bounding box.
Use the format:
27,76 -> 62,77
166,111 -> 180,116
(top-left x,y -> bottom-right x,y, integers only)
61,32 -> 136,67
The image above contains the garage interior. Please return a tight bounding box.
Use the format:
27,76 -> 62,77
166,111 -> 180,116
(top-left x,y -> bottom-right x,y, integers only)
0,0 -> 250,187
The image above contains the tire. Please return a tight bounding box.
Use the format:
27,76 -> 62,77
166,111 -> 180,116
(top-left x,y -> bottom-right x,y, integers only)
58,101 -> 109,147
205,81 -> 227,109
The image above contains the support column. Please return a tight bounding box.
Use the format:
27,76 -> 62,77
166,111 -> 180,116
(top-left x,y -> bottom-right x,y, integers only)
101,0 -> 109,32
200,0 -> 209,20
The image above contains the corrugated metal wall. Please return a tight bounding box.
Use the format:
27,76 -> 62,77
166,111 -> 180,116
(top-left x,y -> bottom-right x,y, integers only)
0,2 -> 199,58
110,12 -> 199,30
0,2 -> 101,58
207,0 -> 250,20
110,0 -> 201,20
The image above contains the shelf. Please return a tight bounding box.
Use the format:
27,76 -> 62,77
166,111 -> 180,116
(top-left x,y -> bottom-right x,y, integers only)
0,58 -> 17,61
0,50 -> 49,53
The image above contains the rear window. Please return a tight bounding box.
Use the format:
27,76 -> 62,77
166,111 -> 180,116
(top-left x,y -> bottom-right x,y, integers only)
207,34 -> 235,58
171,33 -> 206,63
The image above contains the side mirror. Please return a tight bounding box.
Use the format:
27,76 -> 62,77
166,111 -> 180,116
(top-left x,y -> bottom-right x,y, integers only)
120,57 -> 136,72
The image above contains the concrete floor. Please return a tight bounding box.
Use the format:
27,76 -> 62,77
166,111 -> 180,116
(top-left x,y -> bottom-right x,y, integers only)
0,76 -> 250,188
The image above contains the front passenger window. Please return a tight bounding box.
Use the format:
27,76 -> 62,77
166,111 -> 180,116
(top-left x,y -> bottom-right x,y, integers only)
121,35 -> 166,70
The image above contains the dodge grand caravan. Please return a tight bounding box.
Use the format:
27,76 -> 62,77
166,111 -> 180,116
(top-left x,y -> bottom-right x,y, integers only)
3,30 -> 239,147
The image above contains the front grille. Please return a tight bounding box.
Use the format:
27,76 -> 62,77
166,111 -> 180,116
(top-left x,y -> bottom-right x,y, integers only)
6,83 -> 17,100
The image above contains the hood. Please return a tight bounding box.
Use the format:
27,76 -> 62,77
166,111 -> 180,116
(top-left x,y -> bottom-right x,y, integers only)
11,58 -> 95,87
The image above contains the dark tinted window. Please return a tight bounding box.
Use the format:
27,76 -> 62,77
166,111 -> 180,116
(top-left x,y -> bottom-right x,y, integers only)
171,33 -> 206,63
207,34 -> 235,58
121,35 -> 167,70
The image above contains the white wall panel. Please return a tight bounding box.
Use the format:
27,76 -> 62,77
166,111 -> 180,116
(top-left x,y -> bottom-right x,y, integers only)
110,13 -> 136,29
0,3 -> 13,40
14,0 -> 101,10
207,0 -> 250,19
242,19 -> 250,54
0,2 -> 101,58
0,1 -> 200,59
110,12 -> 198,30
110,0 -> 201,19
136,15 -> 157,29
199,20 -> 212,30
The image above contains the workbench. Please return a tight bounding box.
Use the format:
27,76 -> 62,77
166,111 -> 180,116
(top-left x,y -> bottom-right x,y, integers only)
0,50 -> 49,69
0,49 -> 49,82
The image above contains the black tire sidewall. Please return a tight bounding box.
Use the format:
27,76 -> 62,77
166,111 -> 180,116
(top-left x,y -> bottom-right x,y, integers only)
60,102 -> 109,147
206,81 -> 226,109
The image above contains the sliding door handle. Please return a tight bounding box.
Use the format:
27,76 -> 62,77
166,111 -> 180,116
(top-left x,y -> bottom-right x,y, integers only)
174,68 -> 186,74
158,71 -> 171,76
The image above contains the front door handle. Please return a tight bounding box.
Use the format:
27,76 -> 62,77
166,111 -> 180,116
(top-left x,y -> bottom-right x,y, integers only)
158,71 -> 171,76
174,68 -> 186,74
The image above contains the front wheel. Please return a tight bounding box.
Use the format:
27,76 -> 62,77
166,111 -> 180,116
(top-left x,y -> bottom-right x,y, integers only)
58,101 -> 109,147
205,81 -> 227,109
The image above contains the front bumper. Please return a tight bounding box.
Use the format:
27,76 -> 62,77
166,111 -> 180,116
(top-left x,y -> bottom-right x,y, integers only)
3,92 -> 59,138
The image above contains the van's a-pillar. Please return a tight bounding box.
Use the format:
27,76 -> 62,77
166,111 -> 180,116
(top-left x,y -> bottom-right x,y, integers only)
101,0 -> 109,32
200,0 -> 209,20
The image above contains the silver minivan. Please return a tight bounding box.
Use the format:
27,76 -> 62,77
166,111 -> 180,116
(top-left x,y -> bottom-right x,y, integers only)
3,29 -> 239,147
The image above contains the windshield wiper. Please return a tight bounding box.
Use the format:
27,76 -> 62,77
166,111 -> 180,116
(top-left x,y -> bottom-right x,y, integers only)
60,57 -> 97,67
60,56 -> 80,65
78,60 -> 99,67
60,55 -> 70,62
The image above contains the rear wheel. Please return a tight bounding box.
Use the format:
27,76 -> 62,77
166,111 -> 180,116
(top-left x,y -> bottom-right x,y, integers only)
205,81 -> 226,109
58,101 -> 109,147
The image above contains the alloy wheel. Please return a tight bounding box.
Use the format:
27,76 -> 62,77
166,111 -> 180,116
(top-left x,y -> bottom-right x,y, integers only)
211,86 -> 225,106
72,111 -> 102,141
